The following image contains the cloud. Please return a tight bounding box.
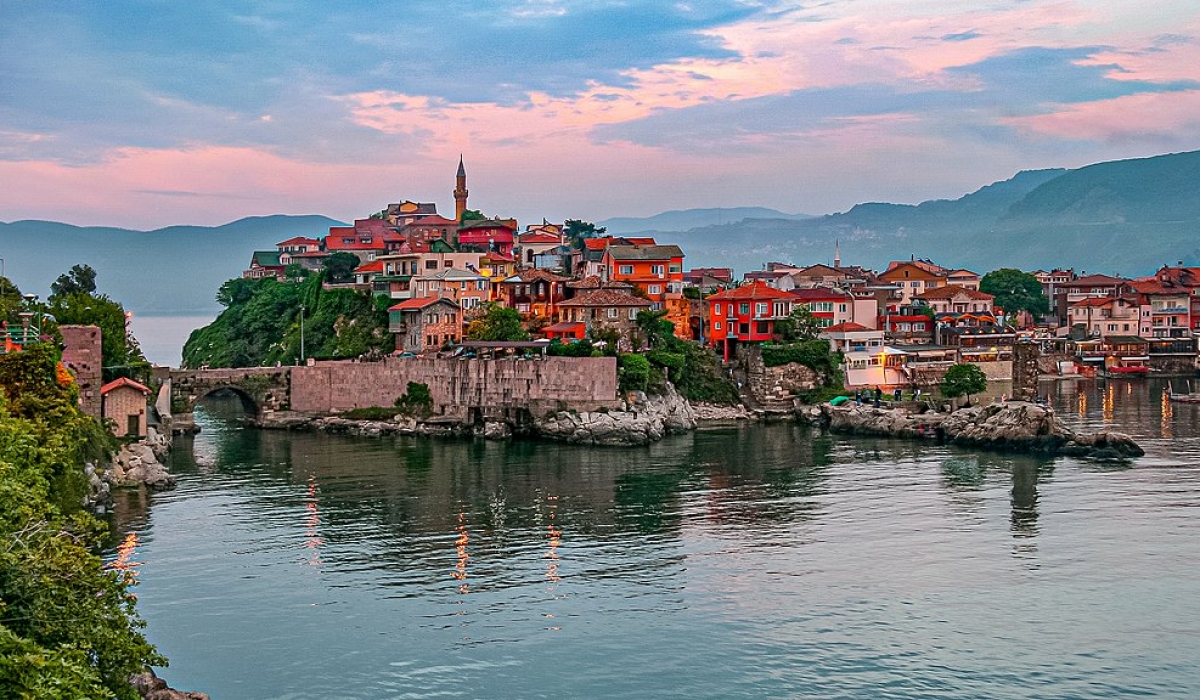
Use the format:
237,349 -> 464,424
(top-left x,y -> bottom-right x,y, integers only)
941,31 -> 982,42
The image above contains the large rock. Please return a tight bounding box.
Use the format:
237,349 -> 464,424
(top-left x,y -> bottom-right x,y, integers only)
535,384 -> 697,446
130,670 -> 210,700
821,401 -> 1143,458
110,442 -> 177,490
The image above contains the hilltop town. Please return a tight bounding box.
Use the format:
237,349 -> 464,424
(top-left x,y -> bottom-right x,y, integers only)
240,158 -> 1200,391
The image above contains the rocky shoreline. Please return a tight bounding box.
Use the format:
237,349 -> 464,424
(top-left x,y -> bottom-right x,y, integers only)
819,400 -> 1143,459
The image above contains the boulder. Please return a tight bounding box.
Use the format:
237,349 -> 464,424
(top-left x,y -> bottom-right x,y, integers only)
130,670 -> 210,700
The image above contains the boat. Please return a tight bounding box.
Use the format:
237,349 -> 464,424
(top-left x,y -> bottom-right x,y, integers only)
1167,381 -> 1200,404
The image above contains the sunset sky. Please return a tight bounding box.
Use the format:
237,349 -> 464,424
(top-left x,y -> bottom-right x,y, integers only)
2,1 -> 1199,229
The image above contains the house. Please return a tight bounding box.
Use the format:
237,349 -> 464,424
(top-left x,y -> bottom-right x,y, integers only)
276,236 -> 322,256
790,286 -> 875,328
877,261 -> 948,306
457,218 -> 517,256
1130,280 -> 1192,339
244,251 -> 285,279
913,285 -> 995,316
401,215 -> 459,245
497,270 -> 570,319
515,229 -> 565,266
573,236 -> 657,278
743,270 -> 795,290
384,200 -> 439,226
558,289 -> 652,345
541,322 -> 587,341
101,377 -> 150,438
881,305 -> 935,344
354,259 -> 385,287
1067,296 -> 1147,339
788,263 -> 856,288
1152,265 -> 1200,335
945,269 -> 982,290
411,268 -> 490,317
388,297 -> 460,354
819,323 -> 907,389
1062,273 -> 1131,309
324,225 -> 388,263
603,243 -> 687,337
706,282 -> 795,361
1032,268 -> 1077,326
477,252 -> 519,292
685,267 -> 734,287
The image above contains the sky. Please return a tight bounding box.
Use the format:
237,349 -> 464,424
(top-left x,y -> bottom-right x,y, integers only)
2,0 -> 1199,230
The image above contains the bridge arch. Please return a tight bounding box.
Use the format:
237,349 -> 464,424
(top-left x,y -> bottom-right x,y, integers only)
168,367 -> 291,431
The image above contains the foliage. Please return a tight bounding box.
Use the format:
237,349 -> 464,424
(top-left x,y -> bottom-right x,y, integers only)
628,311 -> 740,404
564,219 -> 607,249
980,268 -> 1049,319
323,252 -> 361,284
941,363 -> 988,401
394,381 -> 433,417
464,303 -> 530,342
44,266 -> 148,382
460,209 -> 486,223
618,353 -> 650,392
762,340 -> 840,375
48,264 -> 97,301
184,274 -> 392,368
0,344 -> 163,699
283,263 -> 308,280
546,339 -> 598,357
774,306 -> 822,342
683,286 -> 702,300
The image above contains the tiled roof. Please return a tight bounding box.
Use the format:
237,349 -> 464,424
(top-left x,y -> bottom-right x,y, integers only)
914,284 -> 993,301
821,322 -> 872,333
604,244 -> 685,261
250,251 -> 283,267
559,289 -> 652,308
567,275 -> 633,290
388,297 -> 456,312
100,377 -> 150,395
1071,274 -> 1128,286
543,321 -> 586,332
790,286 -> 847,301
355,260 -> 384,274
707,281 -> 795,301
276,236 -> 320,247
518,232 -> 562,245
501,269 -> 569,284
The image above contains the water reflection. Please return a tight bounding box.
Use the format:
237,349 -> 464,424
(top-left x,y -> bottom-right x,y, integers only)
304,474 -> 324,568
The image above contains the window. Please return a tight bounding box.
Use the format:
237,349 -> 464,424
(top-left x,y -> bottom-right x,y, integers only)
669,263 -> 682,273
628,308 -> 638,320
910,281 -> 919,288
608,308 -> 619,319
739,303 -> 750,315
425,260 -> 438,269
839,304 -> 847,313
652,264 -> 665,276
915,323 -> 926,331
444,260 -> 453,267
619,265 -> 634,276
648,284 -> 661,295
755,302 -> 768,317
714,305 -> 723,316
714,321 -> 722,330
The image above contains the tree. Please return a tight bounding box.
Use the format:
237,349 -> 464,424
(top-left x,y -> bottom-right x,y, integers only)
564,219 -> 606,249
980,268 -> 1049,320
464,303 -> 529,342
635,309 -> 673,350
774,306 -> 822,342
216,277 -> 257,307
284,263 -> 307,280
941,363 -> 988,403
459,209 -> 486,224
49,264 -> 97,301
323,252 -> 360,284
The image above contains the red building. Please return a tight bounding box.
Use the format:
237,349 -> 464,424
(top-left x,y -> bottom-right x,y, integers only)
457,219 -> 516,256
706,282 -> 796,361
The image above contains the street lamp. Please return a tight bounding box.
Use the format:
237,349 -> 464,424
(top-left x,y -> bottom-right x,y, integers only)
299,304 -> 306,365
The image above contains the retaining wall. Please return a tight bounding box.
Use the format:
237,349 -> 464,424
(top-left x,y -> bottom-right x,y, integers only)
291,356 -> 620,417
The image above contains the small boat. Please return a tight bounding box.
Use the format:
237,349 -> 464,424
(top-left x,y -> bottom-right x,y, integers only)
1167,381 -> 1200,404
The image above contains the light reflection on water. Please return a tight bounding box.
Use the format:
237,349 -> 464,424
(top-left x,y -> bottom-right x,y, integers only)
109,380 -> 1200,699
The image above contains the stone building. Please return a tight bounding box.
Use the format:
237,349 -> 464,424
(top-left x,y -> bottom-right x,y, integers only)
60,325 -> 103,419
388,297 -> 461,354
101,377 -> 151,437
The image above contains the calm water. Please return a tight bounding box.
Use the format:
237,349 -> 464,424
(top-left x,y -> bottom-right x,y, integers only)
108,377 -> 1200,699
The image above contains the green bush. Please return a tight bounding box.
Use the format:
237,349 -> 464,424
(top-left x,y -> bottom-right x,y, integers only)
547,338 -> 597,357
394,381 -> 433,416
343,406 -> 401,420
619,354 -> 651,392
646,350 -> 685,371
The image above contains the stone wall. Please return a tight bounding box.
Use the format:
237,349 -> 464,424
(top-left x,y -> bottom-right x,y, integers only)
1012,342 -> 1039,401
738,345 -> 820,409
974,360 -> 1012,381
291,356 -> 620,417
60,325 -> 103,418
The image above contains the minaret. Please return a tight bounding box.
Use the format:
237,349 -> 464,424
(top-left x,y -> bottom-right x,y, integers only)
454,155 -> 469,221
833,240 -> 841,269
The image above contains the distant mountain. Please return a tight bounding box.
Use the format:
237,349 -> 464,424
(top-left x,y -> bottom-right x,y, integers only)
648,151 -> 1200,276
0,215 -> 343,315
600,207 -> 811,234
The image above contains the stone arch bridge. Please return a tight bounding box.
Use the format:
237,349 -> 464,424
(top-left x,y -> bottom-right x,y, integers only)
169,367 -> 291,430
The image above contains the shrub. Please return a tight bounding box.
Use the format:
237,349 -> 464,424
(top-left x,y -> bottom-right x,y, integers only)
394,381 -> 433,416
619,354 -> 651,392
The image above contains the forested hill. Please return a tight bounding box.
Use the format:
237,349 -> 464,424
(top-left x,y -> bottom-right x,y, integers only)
0,215 -> 343,315
624,150 -> 1200,277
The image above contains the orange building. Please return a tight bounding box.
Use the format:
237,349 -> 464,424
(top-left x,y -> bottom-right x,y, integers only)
602,244 -> 687,338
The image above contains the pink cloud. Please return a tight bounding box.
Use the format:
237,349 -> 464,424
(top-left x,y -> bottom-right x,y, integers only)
1003,90 -> 1200,142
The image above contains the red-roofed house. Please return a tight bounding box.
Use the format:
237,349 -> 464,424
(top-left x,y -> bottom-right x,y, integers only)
497,270 -> 570,319
388,297 -> 461,354
101,377 -> 151,437
354,260 -> 385,286
1130,280 -> 1191,338
913,285 -> 995,316
1067,296 -> 1147,339
603,243 -> 688,338
276,236 -> 321,255
558,289 -> 652,347
457,219 -> 516,256
706,282 -> 796,360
